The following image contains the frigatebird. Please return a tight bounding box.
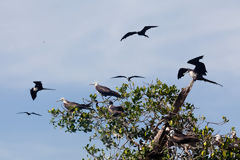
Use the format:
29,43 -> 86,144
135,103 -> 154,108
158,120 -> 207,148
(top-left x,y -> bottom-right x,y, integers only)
169,130 -> 199,145
111,75 -> 145,81
178,55 -> 223,86
120,26 -> 158,41
57,97 -> 93,111
17,112 -> 42,116
30,81 -> 55,100
108,101 -> 124,117
90,82 -> 121,98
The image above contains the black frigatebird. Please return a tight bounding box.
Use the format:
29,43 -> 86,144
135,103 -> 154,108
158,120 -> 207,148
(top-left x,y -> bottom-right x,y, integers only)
17,112 -> 42,116
108,101 -> 124,117
90,82 -> 121,98
178,55 -> 223,86
111,75 -> 145,81
120,26 -> 158,41
57,97 -> 93,111
30,81 -> 55,100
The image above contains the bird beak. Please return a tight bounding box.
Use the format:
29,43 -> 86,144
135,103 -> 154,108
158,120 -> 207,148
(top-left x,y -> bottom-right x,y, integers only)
89,83 -> 94,85
56,100 -> 61,102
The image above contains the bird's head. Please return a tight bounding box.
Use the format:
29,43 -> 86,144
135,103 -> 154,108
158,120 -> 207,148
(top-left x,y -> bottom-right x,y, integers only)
231,130 -> 237,138
89,81 -> 98,86
215,134 -> 221,141
57,97 -> 65,102
169,130 -> 175,137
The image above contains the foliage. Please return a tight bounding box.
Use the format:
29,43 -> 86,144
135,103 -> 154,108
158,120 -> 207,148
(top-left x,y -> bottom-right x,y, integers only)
49,79 -> 240,159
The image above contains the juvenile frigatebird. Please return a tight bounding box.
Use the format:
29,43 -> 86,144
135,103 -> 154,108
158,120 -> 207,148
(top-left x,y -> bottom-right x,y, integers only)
108,101 -> 124,117
57,97 -> 93,111
90,82 -> 121,98
111,75 -> 145,81
120,26 -> 158,41
169,130 -> 199,145
17,112 -> 42,116
30,81 -> 55,100
178,55 -> 223,86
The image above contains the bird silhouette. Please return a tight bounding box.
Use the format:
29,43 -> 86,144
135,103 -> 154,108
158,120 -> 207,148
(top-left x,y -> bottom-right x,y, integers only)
120,26 -> 158,41
178,55 -> 223,86
111,75 -> 145,81
17,112 -> 42,116
30,81 -> 55,100
90,82 -> 121,98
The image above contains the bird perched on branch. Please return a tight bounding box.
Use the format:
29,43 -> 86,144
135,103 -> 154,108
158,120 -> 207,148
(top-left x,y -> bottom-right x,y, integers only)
30,81 -> 55,100
178,55 -> 223,86
108,101 -> 124,117
90,82 -> 121,98
120,26 -> 158,41
111,75 -> 145,82
169,130 -> 199,145
17,112 -> 42,116
57,97 -> 93,111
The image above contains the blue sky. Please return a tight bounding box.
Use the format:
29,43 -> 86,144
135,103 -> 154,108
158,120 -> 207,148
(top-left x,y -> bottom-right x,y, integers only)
1,0 -> 240,159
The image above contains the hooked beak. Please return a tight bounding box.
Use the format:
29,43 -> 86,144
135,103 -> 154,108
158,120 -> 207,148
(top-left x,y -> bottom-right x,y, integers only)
89,83 -> 94,85
56,99 -> 61,102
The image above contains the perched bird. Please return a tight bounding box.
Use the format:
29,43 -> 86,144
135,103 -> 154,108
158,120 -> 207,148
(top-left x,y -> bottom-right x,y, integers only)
111,75 -> 145,81
120,26 -> 158,41
30,81 -> 55,100
108,101 -> 124,117
169,130 -> 199,145
17,112 -> 42,116
90,82 -> 121,98
178,55 -> 223,86
57,97 -> 93,111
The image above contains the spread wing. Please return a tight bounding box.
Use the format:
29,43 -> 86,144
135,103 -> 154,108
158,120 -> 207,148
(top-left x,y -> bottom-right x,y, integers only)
177,68 -> 190,79
187,55 -> 204,65
17,112 -> 28,114
111,75 -> 127,79
120,32 -> 137,41
187,56 -> 207,76
141,26 -> 158,33
31,112 -> 42,116
129,75 -> 145,80
30,88 -> 37,100
33,81 -> 43,89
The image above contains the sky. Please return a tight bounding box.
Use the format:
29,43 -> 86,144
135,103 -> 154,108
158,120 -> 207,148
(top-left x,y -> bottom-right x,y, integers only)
1,0 -> 240,159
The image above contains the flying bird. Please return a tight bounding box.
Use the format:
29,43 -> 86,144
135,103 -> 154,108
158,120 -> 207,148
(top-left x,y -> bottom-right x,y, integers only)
111,75 -> 145,81
57,97 -> 93,111
30,81 -> 55,100
90,82 -> 121,98
108,101 -> 124,117
178,55 -> 223,86
17,112 -> 42,116
120,26 -> 158,41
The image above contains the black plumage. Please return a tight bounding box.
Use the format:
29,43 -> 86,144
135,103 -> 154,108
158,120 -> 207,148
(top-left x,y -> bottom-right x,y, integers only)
90,82 -> 121,98
17,112 -> 42,116
177,56 -> 223,86
111,75 -> 145,81
120,26 -> 158,41
30,81 -> 55,100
